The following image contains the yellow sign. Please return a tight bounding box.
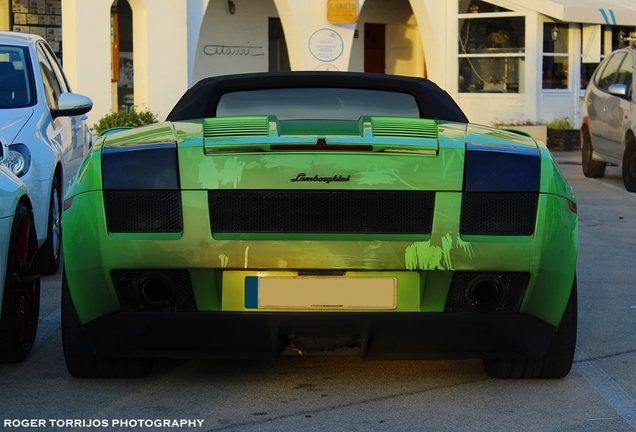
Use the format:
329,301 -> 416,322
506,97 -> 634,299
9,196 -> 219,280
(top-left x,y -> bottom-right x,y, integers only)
327,0 -> 359,24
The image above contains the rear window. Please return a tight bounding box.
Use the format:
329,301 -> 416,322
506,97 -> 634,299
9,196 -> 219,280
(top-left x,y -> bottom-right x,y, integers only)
0,45 -> 34,108
216,88 -> 420,120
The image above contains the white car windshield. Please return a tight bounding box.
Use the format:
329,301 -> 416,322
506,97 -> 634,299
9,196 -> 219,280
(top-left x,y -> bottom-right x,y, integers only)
216,87 -> 420,120
0,45 -> 33,108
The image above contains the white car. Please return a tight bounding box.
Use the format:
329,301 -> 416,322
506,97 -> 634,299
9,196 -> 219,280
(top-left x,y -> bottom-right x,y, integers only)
0,31 -> 92,274
0,166 -> 39,362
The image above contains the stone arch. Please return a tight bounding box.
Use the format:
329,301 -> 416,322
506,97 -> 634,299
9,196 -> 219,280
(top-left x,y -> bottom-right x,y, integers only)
349,0 -> 428,78
125,0 -> 188,118
407,0 -> 444,83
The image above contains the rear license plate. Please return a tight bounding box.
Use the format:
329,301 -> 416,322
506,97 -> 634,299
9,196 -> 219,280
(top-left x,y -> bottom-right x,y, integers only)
245,276 -> 396,309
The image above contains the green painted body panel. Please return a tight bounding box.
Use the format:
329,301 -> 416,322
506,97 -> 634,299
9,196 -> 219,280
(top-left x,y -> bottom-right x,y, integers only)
62,117 -> 577,329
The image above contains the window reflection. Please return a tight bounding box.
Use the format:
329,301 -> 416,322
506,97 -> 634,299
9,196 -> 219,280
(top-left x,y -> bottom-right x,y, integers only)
458,2 -> 525,94
542,23 -> 569,90
459,57 -> 523,93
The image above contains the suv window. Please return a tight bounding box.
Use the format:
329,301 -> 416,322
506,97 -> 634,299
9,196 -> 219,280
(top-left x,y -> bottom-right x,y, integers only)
614,52 -> 634,96
595,52 -> 627,91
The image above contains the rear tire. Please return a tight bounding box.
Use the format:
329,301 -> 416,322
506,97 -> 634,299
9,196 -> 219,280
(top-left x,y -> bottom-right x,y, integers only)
622,140 -> 636,192
483,276 -> 577,379
0,203 -> 40,363
61,270 -> 151,378
40,177 -> 61,275
581,129 -> 606,178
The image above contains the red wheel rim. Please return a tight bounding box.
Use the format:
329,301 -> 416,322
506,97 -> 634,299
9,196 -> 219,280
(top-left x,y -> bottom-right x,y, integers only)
11,212 -> 40,350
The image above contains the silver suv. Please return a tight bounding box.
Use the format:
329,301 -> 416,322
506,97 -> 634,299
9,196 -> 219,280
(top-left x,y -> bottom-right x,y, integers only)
582,46 -> 636,191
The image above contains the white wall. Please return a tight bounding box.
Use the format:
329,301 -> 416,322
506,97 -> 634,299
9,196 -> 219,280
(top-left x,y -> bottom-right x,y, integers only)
457,94 -> 527,126
387,25 -> 424,77
130,0 -> 188,120
55,0 -> 590,129
191,0 -> 277,82
348,0 -> 418,73
192,0 -> 428,79
62,0 -> 113,127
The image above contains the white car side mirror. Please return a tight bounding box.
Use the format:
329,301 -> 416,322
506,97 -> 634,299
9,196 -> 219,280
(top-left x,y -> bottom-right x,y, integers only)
52,92 -> 93,118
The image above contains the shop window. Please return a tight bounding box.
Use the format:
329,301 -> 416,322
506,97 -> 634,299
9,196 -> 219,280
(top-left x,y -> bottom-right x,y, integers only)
542,23 -> 569,90
458,1 -> 525,93
613,27 -> 636,50
458,1 -> 511,14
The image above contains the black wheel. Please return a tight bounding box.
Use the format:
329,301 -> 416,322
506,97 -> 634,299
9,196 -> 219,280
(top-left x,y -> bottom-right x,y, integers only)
0,203 -> 40,363
622,139 -> 636,192
582,128 -> 606,178
483,276 -> 578,379
40,176 -> 61,275
61,270 -> 151,378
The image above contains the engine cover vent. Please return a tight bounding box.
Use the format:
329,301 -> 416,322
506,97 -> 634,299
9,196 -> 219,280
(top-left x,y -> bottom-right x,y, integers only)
208,190 -> 435,234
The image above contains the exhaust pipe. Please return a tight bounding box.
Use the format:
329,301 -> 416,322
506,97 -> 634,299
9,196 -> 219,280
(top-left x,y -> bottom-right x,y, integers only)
465,274 -> 505,311
138,273 -> 174,309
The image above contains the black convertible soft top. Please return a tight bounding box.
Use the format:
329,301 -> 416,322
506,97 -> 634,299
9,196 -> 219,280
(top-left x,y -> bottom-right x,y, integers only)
166,71 -> 468,123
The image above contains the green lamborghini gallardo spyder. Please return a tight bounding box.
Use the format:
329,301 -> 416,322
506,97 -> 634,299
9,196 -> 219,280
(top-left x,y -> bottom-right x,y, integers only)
61,72 -> 577,379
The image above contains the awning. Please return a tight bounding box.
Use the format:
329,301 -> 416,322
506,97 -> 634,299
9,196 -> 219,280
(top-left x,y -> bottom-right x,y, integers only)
507,0 -> 636,25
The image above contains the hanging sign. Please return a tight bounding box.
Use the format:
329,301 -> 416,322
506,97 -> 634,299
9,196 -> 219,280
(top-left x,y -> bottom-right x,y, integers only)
327,0 -> 359,24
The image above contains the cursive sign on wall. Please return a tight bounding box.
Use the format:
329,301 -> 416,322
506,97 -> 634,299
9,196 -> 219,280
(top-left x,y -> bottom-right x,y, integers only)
204,45 -> 264,56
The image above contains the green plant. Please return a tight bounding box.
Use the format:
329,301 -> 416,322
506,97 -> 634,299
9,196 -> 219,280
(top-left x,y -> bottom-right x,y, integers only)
491,119 -> 543,128
545,117 -> 575,130
92,107 -> 159,134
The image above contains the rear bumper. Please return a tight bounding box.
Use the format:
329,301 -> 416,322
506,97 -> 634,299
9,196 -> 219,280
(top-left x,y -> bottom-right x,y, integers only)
83,311 -> 555,360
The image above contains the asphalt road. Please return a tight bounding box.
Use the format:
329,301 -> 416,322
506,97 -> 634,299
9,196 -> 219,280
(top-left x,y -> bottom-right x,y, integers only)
1,150 -> 636,432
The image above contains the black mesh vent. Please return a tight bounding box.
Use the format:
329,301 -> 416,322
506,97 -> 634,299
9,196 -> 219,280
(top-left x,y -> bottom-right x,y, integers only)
208,190 -> 435,234
104,191 -> 182,233
460,193 -> 537,235
444,272 -> 529,313
111,270 -> 197,312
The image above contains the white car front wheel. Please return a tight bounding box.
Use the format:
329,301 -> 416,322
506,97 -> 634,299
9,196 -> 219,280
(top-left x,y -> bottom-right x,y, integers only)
40,176 -> 61,275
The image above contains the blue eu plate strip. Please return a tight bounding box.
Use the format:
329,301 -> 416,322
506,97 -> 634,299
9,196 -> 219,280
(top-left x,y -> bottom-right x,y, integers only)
245,276 -> 258,308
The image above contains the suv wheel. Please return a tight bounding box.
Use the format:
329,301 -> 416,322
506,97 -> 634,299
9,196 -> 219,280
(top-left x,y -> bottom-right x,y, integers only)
622,139 -> 636,192
582,129 -> 606,178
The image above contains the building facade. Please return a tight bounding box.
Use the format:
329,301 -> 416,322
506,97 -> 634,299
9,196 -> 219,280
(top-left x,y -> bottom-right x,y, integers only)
1,0 -> 635,129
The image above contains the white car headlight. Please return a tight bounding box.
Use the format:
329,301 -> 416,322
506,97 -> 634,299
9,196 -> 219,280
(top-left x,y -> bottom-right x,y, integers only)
0,144 -> 31,177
